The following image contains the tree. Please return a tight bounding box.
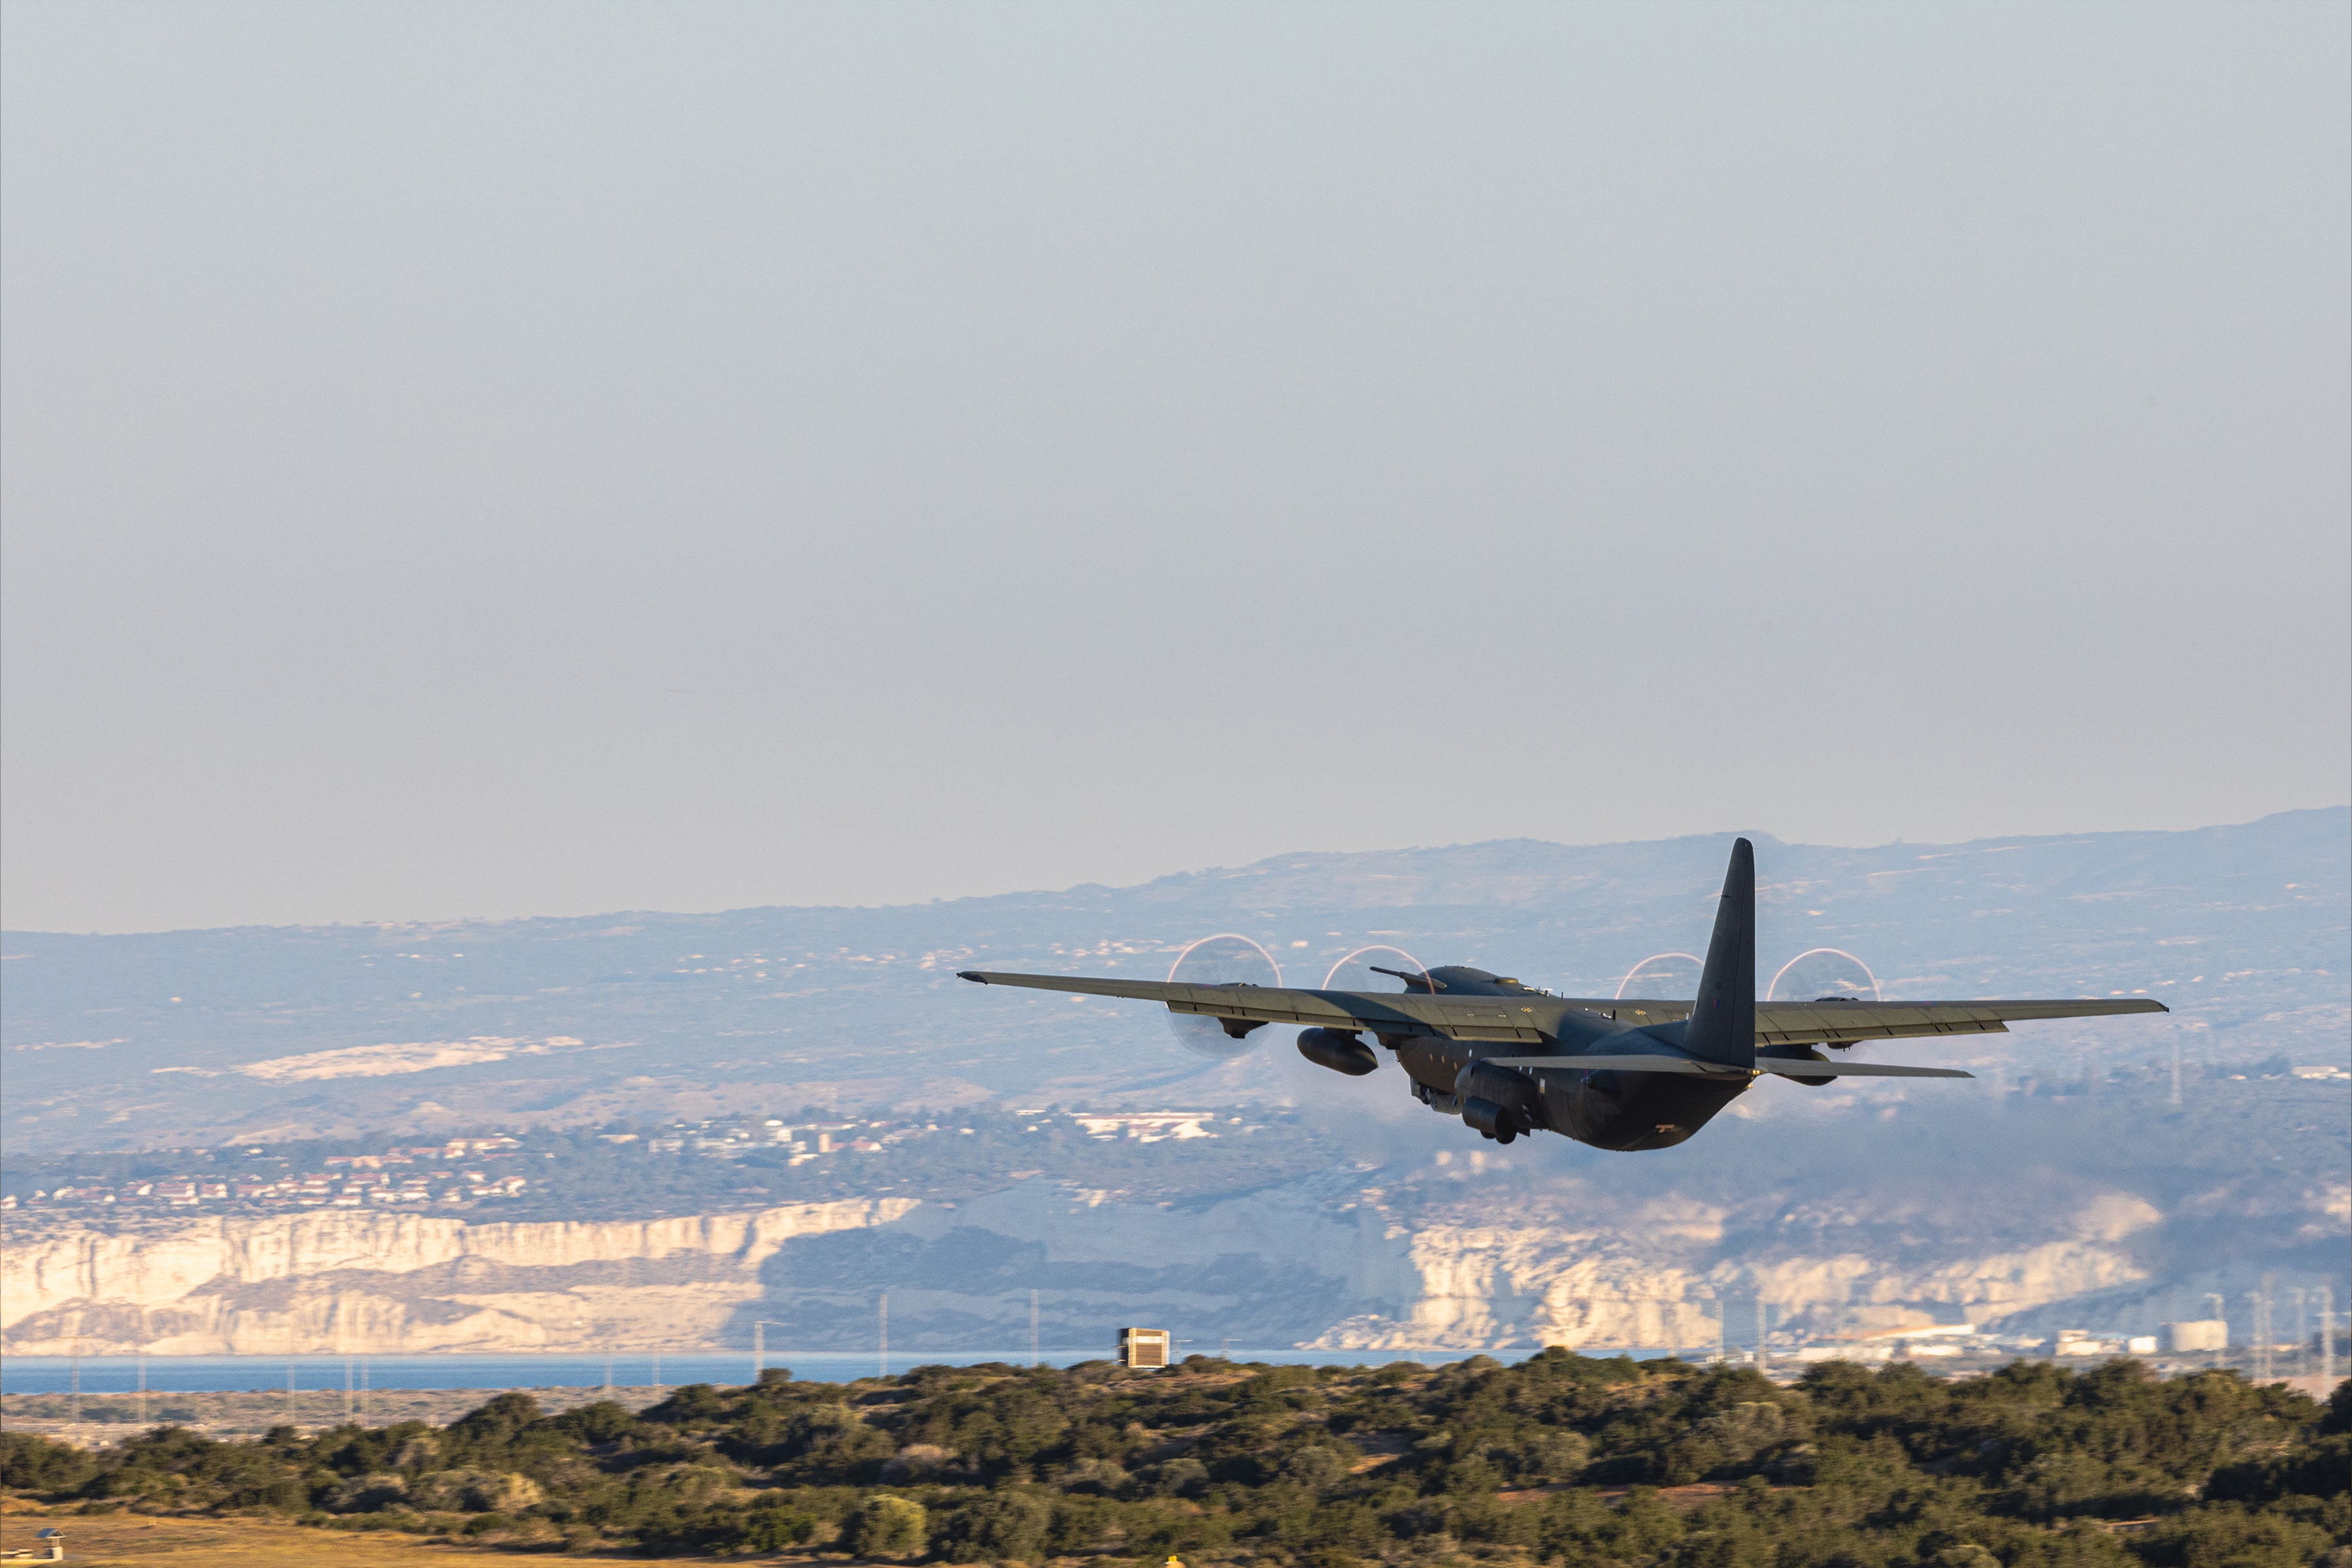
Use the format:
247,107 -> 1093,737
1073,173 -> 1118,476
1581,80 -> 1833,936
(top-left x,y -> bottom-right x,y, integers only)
937,1490 -> 1051,1563
848,1493 -> 928,1557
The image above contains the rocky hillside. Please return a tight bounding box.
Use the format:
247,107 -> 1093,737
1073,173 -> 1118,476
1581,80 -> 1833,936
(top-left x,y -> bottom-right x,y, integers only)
3,811 -> 2344,1357
0,1184 -> 2165,1356
9,1071 -> 2343,1356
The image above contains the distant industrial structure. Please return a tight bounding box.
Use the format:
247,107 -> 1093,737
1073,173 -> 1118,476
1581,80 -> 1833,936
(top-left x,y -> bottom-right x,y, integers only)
2162,1319 -> 2229,1352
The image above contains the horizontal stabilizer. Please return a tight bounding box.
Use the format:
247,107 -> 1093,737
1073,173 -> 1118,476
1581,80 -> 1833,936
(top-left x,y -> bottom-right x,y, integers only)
1483,1054 -> 1974,1079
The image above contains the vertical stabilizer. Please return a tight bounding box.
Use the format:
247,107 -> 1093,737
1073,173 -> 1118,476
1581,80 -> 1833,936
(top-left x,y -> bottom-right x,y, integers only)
1683,838 -> 1756,1068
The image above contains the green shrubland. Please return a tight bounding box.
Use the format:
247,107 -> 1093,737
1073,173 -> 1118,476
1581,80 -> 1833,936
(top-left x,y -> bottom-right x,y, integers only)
2,1354 -> 2344,1565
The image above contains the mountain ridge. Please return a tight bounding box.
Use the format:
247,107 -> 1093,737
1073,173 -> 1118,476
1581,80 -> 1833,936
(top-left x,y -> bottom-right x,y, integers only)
3,809 -> 2344,1158
5,806 -> 2340,939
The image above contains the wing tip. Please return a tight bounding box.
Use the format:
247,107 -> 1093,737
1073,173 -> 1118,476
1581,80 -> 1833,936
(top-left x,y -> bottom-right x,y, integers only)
957,970 -> 988,983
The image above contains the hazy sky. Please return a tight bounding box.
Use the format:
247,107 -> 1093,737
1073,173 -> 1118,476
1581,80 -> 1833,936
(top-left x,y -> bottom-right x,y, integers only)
4,2 -> 2347,934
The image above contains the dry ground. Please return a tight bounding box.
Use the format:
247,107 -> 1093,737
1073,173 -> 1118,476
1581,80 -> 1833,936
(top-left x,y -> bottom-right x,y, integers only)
1,1387 -> 668,1446
0,1507 -> 808,1565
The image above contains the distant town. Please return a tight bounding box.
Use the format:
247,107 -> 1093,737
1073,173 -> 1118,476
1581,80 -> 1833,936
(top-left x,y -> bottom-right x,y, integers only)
1,1108 -> 1243,1217
5,1134 -> 534,1213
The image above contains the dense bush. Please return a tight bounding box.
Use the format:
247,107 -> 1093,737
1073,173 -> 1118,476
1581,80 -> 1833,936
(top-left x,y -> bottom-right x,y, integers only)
849,1493 -> 929,1556
3,1354 -> 2343,1564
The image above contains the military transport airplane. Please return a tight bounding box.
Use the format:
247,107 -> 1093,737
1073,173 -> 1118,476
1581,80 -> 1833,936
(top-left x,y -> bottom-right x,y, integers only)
959,839 -> 2166,1152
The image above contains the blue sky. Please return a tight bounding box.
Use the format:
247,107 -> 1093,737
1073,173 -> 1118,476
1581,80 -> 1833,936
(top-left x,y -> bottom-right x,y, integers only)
3,1 -> 2345,932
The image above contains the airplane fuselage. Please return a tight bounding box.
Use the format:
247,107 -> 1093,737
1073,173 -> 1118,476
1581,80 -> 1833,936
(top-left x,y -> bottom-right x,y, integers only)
1384,967 -> 1750,1151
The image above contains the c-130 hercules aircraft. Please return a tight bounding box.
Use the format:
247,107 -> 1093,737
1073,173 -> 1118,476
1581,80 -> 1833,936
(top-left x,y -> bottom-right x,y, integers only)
960,839 -> 2166,1152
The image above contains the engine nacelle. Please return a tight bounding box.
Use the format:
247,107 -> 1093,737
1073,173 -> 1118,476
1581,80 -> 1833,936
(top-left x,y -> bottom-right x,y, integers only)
1454,1060 -> 1540,1139
1297,1027 -> 1379,1076
1460,1096 -> 1518,1143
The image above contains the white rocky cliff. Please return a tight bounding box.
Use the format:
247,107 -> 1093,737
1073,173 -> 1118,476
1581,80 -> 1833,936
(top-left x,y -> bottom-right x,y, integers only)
2,1200 -> 916,1355
1,1176 -> 2247,1357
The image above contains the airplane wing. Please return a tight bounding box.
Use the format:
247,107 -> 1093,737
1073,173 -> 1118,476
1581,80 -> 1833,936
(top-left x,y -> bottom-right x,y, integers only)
958,971 -> 2163,1049
1484,1054 -> 1974,1079
1551,996 -> 2166,1047
955,971 -> 1550,1042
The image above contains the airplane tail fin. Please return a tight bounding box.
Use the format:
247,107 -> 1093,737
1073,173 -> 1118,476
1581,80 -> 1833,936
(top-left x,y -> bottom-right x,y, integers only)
1682,838 -> 1756,1068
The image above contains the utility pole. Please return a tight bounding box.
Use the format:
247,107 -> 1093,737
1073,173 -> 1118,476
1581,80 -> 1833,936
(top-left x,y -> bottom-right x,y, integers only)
1030,1290 -> 1040,1368
879,1293 -> 889,1379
